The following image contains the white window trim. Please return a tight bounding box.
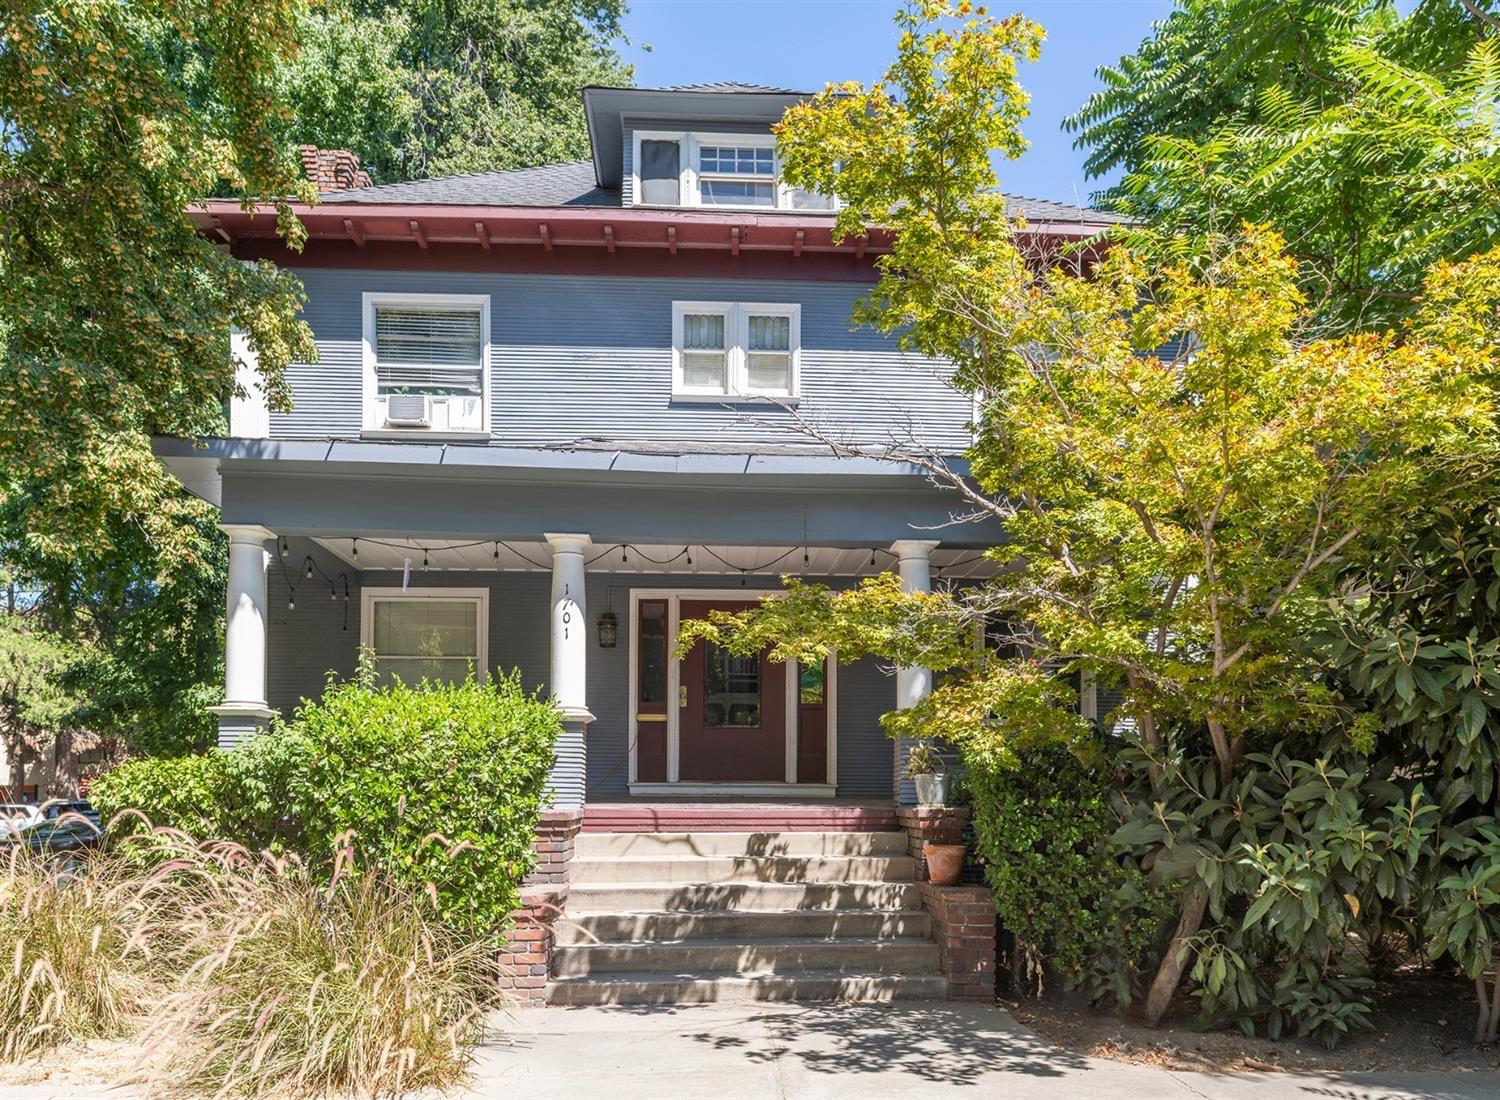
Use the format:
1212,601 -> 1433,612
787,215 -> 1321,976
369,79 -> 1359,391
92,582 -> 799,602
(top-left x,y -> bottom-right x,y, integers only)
672,301 -> 801,401
359,586 -> 490,684
626,588 -> 837,797
631,129 -> 834,213
361,292 -> 491,435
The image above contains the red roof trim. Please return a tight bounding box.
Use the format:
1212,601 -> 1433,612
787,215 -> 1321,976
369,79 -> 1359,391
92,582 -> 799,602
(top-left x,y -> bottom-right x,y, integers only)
192,199 -> 1113,260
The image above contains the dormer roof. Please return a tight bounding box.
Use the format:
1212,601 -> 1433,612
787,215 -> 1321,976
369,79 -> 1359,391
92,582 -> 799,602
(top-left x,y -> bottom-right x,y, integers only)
581,84 -> 814,189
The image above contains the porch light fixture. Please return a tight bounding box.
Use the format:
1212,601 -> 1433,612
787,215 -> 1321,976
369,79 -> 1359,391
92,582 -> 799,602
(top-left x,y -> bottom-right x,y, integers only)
351,539 -> 358,560
303,558 -> 314,580
493,541 -> 500,561
279,537 -> 289,559
287,594 -> 295,611
597,611 -> 618,649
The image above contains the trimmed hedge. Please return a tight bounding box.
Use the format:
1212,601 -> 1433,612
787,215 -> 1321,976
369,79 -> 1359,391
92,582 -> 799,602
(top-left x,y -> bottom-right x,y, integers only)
93,665 -> 561,936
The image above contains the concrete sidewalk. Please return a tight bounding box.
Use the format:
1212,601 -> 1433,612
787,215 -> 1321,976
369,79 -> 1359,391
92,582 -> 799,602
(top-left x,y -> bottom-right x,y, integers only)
475,1001 -> 1500,1100
5,1001 -> 1496,1099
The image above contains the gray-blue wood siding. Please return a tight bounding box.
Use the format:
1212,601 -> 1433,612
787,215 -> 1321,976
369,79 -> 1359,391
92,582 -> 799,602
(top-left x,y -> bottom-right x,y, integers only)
271,267 -> 971,452
264,563 -> 894,799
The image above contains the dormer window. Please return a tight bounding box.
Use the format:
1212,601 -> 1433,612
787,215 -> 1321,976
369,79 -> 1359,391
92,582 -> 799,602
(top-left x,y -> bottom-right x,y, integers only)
632,130 -> 834,211
697,144 -> 776,206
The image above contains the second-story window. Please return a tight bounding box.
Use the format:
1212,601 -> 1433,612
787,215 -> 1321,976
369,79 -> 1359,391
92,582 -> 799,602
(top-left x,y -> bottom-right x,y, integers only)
363,293 -> 489,434
673,301 -> 800,400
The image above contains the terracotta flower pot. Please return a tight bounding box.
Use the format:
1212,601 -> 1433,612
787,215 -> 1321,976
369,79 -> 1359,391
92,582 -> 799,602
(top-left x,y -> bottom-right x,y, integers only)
923,841 -> 966,886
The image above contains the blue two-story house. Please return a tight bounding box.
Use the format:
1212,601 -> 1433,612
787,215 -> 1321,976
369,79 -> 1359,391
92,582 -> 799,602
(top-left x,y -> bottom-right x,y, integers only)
161,81 -> 1118,812
159,82 -> 1124,1005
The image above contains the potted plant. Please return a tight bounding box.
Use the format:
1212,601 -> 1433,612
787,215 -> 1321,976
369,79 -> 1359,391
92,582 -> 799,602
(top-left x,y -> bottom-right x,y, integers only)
905,742 -> 966,884
905,741 -> 948,806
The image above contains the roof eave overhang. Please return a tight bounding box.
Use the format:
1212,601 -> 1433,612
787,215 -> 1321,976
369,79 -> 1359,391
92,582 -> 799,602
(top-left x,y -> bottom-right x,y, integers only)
192,199 -> 1114,257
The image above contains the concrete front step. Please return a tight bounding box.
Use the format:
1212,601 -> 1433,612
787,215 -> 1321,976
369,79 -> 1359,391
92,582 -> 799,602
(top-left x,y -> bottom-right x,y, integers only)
567,880 -> 923,914
545,969 -> 948,1005
555,907 -> 931,945
569,854 -> 915,885
553,936 -> 941,978
575,830 -> 908,858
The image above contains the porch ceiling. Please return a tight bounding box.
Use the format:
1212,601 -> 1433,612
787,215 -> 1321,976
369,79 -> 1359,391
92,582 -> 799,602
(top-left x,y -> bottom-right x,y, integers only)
313,537 -> 996,579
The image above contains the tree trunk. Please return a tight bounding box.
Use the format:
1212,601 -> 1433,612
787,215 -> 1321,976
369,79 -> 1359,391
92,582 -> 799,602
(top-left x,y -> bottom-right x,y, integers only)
1476,975 -> 1491,1046
1207,717 -> 1235,786
51,731 -> 79,800
1144,881 -> 1210,1026
1487,967 -> 1500,1044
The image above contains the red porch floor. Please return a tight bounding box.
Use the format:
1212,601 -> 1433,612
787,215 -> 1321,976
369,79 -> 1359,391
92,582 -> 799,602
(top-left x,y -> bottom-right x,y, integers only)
580,800 -> 899,832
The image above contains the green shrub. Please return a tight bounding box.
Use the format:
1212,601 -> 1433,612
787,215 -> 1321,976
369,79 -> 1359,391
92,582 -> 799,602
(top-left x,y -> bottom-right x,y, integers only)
966,743 -> 1165,1003
0,846 -> 150,1060
93,663 -> 561,935
143,839 -> 492,1099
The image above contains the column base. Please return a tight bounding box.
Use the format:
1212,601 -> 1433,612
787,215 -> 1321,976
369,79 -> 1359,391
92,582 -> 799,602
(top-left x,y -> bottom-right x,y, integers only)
547,711 -> 594,809
208,703 -> 275,749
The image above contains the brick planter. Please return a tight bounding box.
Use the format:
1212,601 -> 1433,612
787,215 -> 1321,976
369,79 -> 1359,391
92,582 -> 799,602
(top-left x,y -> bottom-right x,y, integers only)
528,808 -> 583,886
497,887 -> 566,1006
896,805 -> 969,880
497,808 -> 582,1006
898,806 -> 997,1001
918,882 -> 997,1002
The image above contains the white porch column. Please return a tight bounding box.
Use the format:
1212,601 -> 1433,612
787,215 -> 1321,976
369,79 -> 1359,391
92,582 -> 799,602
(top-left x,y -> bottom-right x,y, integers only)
891,539 -> 940,804
545,533 -> 594,808
208,525 -> 276,748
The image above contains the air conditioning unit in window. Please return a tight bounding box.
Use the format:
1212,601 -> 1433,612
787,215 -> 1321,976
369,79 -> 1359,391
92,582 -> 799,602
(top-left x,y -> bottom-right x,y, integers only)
385,394 -> 431,427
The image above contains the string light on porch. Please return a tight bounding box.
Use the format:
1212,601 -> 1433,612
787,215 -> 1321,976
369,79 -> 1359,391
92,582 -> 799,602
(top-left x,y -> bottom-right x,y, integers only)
279,536 -> 289,559
351,538 -> 358,561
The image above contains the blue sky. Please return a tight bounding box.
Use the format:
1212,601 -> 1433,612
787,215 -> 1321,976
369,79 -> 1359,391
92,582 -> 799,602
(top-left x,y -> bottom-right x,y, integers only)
618,0 -> 1177,208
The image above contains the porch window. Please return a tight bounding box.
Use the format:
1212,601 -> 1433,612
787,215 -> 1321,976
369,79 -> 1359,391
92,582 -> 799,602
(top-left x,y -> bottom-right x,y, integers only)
672,302 -> 800,399
360,588 -> 489,687
363,293 -> 489,433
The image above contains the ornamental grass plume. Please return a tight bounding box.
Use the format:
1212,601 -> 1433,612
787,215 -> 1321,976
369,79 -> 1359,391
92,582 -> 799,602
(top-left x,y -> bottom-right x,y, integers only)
0,842 -> 151,1061
137,833 -> 498,1099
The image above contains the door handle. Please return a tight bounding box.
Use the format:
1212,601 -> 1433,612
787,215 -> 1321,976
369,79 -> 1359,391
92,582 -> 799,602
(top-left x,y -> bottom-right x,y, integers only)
679,685 -> 688,708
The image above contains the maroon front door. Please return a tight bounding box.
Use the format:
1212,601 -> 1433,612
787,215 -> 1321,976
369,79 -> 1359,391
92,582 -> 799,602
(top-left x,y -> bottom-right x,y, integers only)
678,600 -> 787,782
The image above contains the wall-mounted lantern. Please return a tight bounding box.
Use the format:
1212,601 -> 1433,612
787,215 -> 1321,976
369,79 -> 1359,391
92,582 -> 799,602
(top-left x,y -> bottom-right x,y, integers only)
597,610 -> 618,649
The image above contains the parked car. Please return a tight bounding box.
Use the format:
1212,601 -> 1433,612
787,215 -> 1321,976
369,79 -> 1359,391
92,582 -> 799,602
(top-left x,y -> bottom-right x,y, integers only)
8,816 -> 105,857
38,799 -> 100,828
0,803 -> 40,839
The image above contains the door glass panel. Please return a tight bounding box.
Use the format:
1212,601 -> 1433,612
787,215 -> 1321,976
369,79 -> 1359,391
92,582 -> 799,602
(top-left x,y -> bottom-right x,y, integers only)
799,660 -> 825,704
639,601 -> 667,705
704,642 -> 760,728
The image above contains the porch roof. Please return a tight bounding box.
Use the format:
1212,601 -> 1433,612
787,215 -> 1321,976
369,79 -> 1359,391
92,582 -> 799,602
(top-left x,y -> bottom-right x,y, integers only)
155,435 -> 969,504
154,436 -> 1000,550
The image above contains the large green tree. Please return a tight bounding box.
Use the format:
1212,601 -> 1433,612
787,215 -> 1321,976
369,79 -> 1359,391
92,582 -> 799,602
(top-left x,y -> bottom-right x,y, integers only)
1066,0 -> 1498,329
0,0 -> 317,563
277,0 -> 633,183
685,0 -> 1500,1044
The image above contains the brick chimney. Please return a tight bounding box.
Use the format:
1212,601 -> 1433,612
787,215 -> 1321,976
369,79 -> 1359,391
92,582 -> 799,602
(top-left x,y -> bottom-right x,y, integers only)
298,145 -> 372,193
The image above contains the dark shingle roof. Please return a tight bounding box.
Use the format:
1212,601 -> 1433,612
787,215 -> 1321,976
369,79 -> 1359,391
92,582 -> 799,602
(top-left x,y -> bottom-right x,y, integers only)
1002,194 -> 1133,225
662,81 -> 808,94
319,159 -> 1128,224
319,160 -> 619,207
